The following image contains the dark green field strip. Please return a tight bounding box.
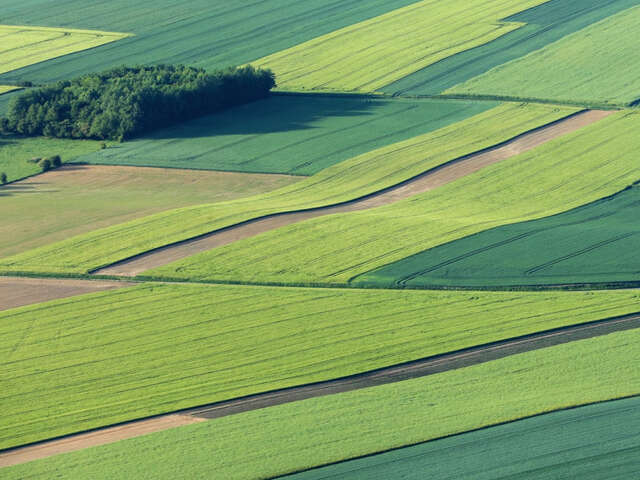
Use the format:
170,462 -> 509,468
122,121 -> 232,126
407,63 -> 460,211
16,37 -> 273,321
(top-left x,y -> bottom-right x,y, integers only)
75,96 -> 493,175
383,0 -> 638,96
0,89 -> 22,116
280,396 -> 640,480
0,0 -> 418,84
358,183 -> 640,288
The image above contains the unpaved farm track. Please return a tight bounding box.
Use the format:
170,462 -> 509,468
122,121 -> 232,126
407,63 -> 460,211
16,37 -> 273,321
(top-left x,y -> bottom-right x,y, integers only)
94,109 -> 614,276
0,277 -> 134,311
2,311 -> 637,468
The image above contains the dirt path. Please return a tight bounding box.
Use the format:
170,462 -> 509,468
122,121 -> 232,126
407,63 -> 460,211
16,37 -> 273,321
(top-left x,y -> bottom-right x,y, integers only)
0,276 -> 135,311
94,109 -> 614,276
2,311 -> 637,468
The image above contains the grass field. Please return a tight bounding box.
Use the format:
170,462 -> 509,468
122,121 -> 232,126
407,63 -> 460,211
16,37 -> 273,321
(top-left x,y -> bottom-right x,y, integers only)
361,183 -> 640,288
0,103 -> 572,273
252,0 -> 549,92
0,165 -> 297,258
284,396 -> 640,480
447,5 -> 640,105
76,96 -> 494,175
0,86 -> 20,95
2,283 -> 638,450
4,327 -> 639,479
155,111 -> 640,285
384,0 -> 639,96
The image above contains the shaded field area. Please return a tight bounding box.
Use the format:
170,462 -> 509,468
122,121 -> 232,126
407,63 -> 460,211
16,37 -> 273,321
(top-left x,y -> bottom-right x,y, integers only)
448,5 -> 640,105
4,327 -> 638,479
361,183 -> 640,288
384,0 -> 638,96
253,0 -> 548,92
77,96 -> 493,175
0,0 -> 417,84
2,282 -> 639,450
0,165 -> 298,259
0,104 -> 573,274
282,396 -> 640,480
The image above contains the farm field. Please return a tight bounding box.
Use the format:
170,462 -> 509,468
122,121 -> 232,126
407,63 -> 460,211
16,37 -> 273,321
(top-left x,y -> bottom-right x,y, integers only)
0,86 -> 19,95
252,0 -> 549,92
2,283 -> 639,449
384,0 -> 639,96
0,165 -> 297,258
0,103 -> 573,274
152,111 -> 640,285
447,5 -> 640,106
361,183 -> 640,288
4,327 -> 639,479
76,96 -> 493,175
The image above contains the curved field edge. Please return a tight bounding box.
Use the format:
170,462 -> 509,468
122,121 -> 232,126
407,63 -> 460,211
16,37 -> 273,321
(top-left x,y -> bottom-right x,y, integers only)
3,328 -> 639,479
0,103 -> 574,274
2,283 -> 639,450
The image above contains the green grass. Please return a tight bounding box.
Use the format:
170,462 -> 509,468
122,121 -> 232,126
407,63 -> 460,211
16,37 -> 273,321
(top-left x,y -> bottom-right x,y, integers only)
2,283 -> 639,450
0,86 -> 20,95
75,96 -> 494,175
252,0 -> 549,92
447,5 -> 640,106
360,183 -> 640,288
155,111 -> 640,285
4,327 -> 639,479
0,103 -> 572,273
283,396 -> 640,480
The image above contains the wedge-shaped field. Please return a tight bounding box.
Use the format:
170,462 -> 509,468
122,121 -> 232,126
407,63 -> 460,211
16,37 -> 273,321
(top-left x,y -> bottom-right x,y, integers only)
362,183 -> 640,288
0,104 -> 571,273
252,0 -> 549,92
76,97 -> 493,175
0,86 -> 19,95
5,328 -> 639,479
156,111 -> 640,285
0,166 -> 297,258
2,283 -> 638,450
448,5 -> 640,105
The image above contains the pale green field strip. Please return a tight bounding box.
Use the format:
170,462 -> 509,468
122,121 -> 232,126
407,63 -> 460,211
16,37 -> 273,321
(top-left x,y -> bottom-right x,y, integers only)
2,283 -> 638,450
0,25 -> 130,75
448,5 -> 640,106
154,110 -> 640,285
0,103 -> 573,273
3,327 -> 638,479
0,86 -> 20,95
252,0 -> 549,92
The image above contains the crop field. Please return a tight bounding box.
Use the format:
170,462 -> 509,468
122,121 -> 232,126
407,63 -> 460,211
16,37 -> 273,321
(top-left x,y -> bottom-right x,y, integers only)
3,282 -> 638,449
252,0 -> 549,92
0,103 -> 572,274
363,183 -> 640,288
152,111 -> 640,285
76,96 -> 494,175
0,165 -> 297,258
0,86 -> 19,95
447,5 -> 640,106
4,328 -> 639,479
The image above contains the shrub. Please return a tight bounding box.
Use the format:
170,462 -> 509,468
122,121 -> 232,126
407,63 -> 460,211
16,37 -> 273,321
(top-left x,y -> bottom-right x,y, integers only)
0,172 -> 6,184
40,158 -> 52,172
50,155 -> 62,168
100,142 -> 107,149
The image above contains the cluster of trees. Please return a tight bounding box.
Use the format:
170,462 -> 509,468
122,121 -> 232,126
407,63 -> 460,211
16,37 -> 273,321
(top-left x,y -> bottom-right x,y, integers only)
0,64 -> 276,141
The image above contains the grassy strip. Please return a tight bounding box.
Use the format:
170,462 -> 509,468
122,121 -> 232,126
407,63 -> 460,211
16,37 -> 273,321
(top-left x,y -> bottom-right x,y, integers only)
2,283 -> 639,449
0,86 -> 20,95
4,328 -> 639,479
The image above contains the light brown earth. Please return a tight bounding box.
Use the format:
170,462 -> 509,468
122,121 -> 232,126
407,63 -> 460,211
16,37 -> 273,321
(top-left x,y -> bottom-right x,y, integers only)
94,109 -> 614,276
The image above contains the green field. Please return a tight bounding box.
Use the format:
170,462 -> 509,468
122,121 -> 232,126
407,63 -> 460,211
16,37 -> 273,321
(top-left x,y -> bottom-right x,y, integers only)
2,283 -> 638,449
360,183 -> 640,288
447,5 -> 640,105
252,0 -> 549,92
75,96 -> 493,175
384,0 -> 639,96
0,103 -> 572,273
4,327 -> 639,479
0,86 -> 19,95
284,396 -> 640,480
153,111 -> 640,285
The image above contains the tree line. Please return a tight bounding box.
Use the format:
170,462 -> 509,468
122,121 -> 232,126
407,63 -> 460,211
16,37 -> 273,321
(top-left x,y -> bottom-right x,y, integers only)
0,64 -> 276,141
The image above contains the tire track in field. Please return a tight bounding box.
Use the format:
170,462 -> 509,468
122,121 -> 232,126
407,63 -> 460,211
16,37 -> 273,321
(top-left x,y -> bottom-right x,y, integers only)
93,109 -> 614,277
1,312 -> 638,468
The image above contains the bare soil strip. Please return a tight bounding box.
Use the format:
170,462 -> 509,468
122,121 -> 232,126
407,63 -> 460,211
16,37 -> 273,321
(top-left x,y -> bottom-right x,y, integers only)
94,109 -> 614,276
2,312 -> 637,468
0,276 -> 134,311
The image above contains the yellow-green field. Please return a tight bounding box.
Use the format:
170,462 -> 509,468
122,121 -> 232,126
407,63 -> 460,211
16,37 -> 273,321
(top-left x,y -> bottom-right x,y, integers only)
0,86 -> 20,95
